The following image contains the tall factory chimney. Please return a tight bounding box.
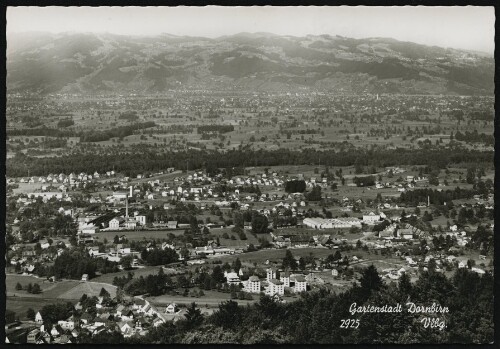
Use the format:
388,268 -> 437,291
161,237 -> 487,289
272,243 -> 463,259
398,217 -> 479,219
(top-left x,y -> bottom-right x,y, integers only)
125,194 -> 129,219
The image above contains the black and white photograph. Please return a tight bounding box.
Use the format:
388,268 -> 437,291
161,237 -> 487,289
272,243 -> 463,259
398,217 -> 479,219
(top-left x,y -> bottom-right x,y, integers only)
3,5 -> 495,345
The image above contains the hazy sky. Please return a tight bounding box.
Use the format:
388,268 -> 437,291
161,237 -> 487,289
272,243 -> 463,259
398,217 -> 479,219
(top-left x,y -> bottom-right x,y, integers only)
7,6 -> 495,54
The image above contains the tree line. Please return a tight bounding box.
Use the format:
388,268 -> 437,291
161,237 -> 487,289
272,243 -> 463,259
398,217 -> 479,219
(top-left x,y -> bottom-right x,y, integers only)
135,267 -> 492,344
8,121 -> 156,143
7,147 -> 493,178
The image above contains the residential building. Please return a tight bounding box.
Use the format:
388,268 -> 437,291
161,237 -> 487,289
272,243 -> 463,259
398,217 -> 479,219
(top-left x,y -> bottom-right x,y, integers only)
280,271 -> 291,287
166,303 -> 178,314
266,267 -> 277,281
363,212 -> 381,224
245,276 -> 261,293
294,275 -> 307,293
224,271 -> 240,284
267,279 -> 284,296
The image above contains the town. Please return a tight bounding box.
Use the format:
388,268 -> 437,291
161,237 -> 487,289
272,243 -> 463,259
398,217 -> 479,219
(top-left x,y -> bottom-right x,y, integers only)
5,151 -> 494,343
4,10 -> 495,343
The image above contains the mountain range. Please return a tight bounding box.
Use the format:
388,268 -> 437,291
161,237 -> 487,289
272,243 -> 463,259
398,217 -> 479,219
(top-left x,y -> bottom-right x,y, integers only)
7,31 -> 494,95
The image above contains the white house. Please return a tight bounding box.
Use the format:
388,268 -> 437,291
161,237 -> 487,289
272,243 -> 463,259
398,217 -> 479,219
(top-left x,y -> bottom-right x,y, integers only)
50,325 -> 60,337
35,312 -> 43,324
135,215 -> 146,226
280,271 -> 290,287
266,279 -> 284,296
109,218 -> 122,230
245,276 -> 261,293
165,303 -> 178,314
80,225 -> 99,235
294,275 -> 307,293
363,212 -> 381,224
224,271 -> 240,285
266,267 -> 277,281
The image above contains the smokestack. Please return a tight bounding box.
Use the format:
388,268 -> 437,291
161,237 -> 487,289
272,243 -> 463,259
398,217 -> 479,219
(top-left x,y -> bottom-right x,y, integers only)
130,186 -> 133,197
126,195 -> 129,219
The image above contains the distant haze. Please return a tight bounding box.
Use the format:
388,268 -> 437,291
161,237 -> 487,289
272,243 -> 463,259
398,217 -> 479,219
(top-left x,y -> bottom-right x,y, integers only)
7,6 -> 495,55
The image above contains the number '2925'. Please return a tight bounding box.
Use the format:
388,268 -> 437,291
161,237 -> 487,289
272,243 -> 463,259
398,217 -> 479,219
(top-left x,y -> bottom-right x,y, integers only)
340,319 -> 360,329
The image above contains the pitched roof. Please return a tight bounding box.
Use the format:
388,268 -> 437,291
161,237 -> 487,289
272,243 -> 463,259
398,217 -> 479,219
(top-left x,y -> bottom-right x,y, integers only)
295,275 -> 306,282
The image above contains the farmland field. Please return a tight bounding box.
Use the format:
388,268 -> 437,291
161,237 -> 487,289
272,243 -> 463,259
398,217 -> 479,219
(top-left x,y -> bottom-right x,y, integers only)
6,274 -> 80,297
57,281 -> 117,299
6,297 -> 73,320
6,274 -> 117,300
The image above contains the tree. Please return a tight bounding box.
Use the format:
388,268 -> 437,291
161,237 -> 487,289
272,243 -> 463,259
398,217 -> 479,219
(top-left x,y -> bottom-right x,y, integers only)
466,168 -> 475,184
211,265 -> 226,284
251,214 -> 269,234
427,258 -> 437,272
26,308 -> 36,321
282,249 -> 297,270
31,283 -> 42,294
398,272 -> 412,297
99,287 -> 111,299
211,300 -> 242,329
15,282 -> 23,291
232,258 -> 242,273
120,255 -> 134,270
26,283 -> 33,293
285,180 -> 306,193
360,265 -> 383,295
189,215 -> 200,234
180,247 -> 190,260
353,176 -> 376,187
184,302 -> 203,328
306,186 -> 322,201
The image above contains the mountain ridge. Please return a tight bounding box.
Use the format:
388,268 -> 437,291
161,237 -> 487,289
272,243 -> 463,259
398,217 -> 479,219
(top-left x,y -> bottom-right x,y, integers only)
7,31 -> 494,95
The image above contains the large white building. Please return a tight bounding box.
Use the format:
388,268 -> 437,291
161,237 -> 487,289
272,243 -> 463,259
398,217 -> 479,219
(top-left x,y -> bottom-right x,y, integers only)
224,271 -> 241,285
266,279 -> 284,296
280,271 -> 291,287
303,217 -> 362,229
363,212 -> 381,224
109,218 -> 122,229
244,276 -> 261,293
266,267 -> 277,281
294,275 -> 307,293
135,215 -> 147,226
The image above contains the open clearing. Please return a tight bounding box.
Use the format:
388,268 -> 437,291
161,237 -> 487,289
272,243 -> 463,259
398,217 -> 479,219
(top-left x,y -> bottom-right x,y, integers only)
6,274 -> 116,299
57,281 -> 117,299
6,297 -> 72,320
6,274 -> 80,298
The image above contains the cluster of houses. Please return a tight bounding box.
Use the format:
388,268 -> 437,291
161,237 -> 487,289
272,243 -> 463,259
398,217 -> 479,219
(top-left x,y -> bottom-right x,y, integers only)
9,239 -> 69,274
23,297 -> 183,343
17,171 -> 116,193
